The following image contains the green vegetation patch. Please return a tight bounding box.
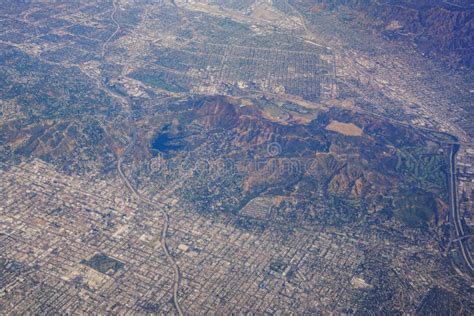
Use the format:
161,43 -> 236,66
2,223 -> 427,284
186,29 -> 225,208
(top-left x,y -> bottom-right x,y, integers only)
129,69 -> 187,93
80,253 -> 124,275
393,189 -> 437,228
417,288 -> 464,315
270,261 -> 287,273
217,17 -> 250,32
395,147 -> 446,191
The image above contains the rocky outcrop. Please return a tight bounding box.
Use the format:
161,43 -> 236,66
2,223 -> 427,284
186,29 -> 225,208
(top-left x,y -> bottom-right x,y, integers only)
302,0 -> 474,69
155,96 -> 446,229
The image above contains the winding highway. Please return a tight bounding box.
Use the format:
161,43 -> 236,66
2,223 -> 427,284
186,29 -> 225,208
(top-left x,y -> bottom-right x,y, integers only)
101,1 -> 184,315
98,1 -> 472,309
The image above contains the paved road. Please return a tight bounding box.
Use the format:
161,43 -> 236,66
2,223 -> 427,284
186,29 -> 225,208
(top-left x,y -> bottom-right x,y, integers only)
448,144 -> 474,272
259,89 -> 473,274
101,2 -> 184,315
102,0 -> 472,302
442,0 -> 474,9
